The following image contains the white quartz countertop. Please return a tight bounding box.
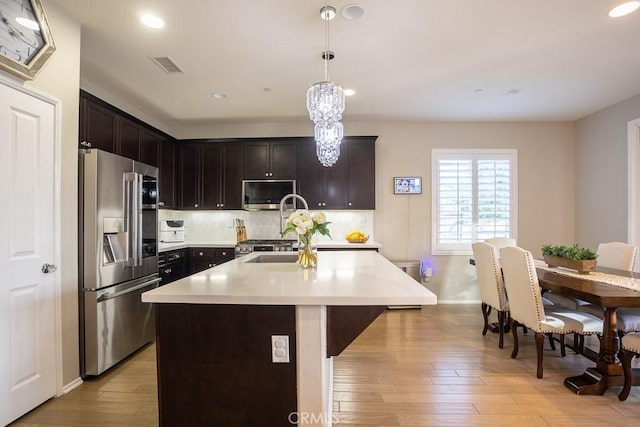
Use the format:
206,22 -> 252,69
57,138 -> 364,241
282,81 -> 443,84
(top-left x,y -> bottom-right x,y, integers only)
143,251 -> 436,306
158,240 -> 383,252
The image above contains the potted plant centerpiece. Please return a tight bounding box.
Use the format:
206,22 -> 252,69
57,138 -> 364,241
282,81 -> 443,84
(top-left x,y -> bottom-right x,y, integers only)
541,244 -> 598,274
282,210 -> 331,268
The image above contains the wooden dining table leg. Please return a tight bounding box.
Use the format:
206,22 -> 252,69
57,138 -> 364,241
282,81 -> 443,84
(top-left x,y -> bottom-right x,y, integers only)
564,307 -> 623,394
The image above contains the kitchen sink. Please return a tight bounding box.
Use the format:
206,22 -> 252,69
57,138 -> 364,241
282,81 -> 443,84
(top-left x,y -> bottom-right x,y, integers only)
244,254 -> 298,263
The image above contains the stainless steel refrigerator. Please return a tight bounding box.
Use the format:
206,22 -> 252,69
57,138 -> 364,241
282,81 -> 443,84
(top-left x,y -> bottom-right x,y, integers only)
79,148 -> 160,377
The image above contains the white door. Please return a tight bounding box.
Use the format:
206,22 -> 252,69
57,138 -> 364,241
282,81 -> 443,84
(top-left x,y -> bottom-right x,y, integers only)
0,81 -> 57,425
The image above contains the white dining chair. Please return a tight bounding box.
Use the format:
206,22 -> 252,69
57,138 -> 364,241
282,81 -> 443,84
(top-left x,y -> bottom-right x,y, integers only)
484,237 -> 517,251
578,243 -> 640,332
500,246 -> 603,378
618,332 -> 640,401
472,242 -> 509,348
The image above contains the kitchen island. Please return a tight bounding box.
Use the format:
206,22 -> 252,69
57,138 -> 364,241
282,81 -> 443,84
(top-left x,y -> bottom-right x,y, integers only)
142,250 -> 436,426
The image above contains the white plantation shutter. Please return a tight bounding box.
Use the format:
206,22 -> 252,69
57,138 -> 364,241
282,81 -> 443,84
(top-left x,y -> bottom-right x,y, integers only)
432,150 -> 517,255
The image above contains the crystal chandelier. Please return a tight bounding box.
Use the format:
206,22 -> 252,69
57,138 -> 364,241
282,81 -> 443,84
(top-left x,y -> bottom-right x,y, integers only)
306,3 -> 345,167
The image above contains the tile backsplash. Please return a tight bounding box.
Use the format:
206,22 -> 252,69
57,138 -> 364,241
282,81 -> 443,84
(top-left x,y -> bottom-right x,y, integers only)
159,209 -> 374,243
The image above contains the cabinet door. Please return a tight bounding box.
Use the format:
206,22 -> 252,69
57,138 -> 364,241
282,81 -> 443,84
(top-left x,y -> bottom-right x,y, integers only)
82,99 -> 117,152
270,141 -> 297,179
180,143 -> 201,209
296,141 -> 324,208
347,139 -> 376,209
200,143 -> 221,209
322,147 -> 349,209
243,142 -> 270,179
220,142 -> 243,209
118,117 -> 141,161
159,138 -> 177,208
140,129 -> 160,167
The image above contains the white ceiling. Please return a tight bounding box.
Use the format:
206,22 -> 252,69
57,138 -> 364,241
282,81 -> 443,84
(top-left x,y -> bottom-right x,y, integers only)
50,0 -> 640,126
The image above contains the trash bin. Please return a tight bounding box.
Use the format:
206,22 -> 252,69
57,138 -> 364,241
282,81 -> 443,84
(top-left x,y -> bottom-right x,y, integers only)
389,260 -> 423,309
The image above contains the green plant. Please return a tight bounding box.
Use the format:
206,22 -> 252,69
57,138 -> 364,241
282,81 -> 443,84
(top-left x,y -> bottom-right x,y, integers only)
541,244 -> 598,260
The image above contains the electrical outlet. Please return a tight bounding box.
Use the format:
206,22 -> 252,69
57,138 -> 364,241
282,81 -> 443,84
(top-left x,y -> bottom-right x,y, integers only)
271,335 -> 290,363
422,266 -> 433,282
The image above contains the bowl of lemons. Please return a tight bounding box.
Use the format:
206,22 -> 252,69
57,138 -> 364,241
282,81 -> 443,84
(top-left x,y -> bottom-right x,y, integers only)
345,231 -> 369,243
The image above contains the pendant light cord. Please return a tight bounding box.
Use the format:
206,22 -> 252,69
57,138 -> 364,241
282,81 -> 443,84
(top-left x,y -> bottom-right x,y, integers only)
324,0 -> 330,82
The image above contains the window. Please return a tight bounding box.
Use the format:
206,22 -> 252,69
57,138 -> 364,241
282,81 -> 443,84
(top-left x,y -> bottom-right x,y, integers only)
432,149 -> 517,255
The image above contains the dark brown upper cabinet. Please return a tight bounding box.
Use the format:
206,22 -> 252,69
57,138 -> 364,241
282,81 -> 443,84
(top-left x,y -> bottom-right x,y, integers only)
159,137 -> 178,209
79,91 -> 176,207
180,141 -> 243,210
296,137 -> 376,210
118,116 -> 142,162
346,137 -> 376,209
243,140 -> 297,179
79,95 -> 117,153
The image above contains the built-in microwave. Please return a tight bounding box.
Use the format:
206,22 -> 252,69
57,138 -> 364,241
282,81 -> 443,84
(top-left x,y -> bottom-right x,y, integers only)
242,180 -> 296,210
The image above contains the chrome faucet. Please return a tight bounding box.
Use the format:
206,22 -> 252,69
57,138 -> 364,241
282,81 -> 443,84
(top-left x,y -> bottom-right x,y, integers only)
279,193 -> 309,235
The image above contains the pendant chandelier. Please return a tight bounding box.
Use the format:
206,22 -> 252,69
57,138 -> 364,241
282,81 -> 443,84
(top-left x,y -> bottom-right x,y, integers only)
306,3 -> 345,167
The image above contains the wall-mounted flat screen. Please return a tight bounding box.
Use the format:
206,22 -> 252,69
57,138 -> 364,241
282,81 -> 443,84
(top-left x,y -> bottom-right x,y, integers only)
394,177 -> 422,194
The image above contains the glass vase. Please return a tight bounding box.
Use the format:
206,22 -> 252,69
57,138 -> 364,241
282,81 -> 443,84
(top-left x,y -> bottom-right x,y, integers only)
297,232 -> 318,268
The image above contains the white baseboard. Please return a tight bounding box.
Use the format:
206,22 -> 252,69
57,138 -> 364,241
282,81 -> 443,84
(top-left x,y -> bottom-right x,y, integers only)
61,377 -> 83,396
435,299 -> 480,304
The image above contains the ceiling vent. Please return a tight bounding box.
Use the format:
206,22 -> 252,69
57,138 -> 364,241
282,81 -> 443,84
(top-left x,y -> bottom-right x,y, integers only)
151,56 -> 184,73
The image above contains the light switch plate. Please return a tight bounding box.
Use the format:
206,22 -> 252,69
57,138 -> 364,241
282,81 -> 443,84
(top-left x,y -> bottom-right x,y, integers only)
271,335 -> 290,363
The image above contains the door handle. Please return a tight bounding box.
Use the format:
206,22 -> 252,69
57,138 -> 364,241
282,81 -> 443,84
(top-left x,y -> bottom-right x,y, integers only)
42,263 -> 57,273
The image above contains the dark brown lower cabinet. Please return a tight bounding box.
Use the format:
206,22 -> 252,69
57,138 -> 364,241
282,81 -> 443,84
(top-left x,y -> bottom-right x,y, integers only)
154,304 -> 384,426
156,304 -> 298,427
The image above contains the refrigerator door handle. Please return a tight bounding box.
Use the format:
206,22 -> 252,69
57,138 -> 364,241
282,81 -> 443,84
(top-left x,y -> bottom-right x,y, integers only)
124,172 -> 142,267
96,277 -> 161,302
135,172 -> 143,267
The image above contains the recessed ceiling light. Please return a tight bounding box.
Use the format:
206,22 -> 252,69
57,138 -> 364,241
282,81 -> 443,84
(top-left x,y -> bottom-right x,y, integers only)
504,88 -> 521,95
341,4 -> 366,21
211,92 -> 227,99
344,89 -> 356,96
140,13 -> 165,29
16,17 -> 39,31
609,1 -> 640,17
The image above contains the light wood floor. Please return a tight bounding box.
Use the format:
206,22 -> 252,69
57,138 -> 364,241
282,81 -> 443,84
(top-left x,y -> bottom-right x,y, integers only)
11,304 -> 640,426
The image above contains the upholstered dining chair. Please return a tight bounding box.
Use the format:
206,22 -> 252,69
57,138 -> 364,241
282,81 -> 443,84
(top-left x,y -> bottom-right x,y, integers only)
500,246 -> 604,378
578,243 -> 640,332
619,332 -> 640,401
472,242 -> 509,348
484,237 -> 517,251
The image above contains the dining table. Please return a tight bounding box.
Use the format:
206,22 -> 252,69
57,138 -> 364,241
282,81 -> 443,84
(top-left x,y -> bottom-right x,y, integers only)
536,262 -> 640,395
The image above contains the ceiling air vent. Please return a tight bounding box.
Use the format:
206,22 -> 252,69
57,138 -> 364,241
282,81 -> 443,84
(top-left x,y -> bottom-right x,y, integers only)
151,56 -> 184,73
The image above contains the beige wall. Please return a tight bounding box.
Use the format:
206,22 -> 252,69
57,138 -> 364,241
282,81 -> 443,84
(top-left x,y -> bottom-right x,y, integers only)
575,93 -> 640,248
172,120 -> 576,301
27,1 -> 81,387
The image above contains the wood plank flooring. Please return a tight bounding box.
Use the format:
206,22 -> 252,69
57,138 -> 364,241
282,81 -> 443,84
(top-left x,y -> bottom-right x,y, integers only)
11,304 -> 640,426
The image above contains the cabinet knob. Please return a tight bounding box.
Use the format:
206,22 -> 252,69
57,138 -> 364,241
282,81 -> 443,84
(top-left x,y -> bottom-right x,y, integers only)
265,173 -> 269,177
322,202 -> 326,207
194,203 -> 199,208
199,252 -> 203,256
159,201 -> 165,206
318,203 -> 322,207
348,202 -> 352,206
220,203 -> 224,207
208,263 -> 214,267
222,251 -> 227,256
